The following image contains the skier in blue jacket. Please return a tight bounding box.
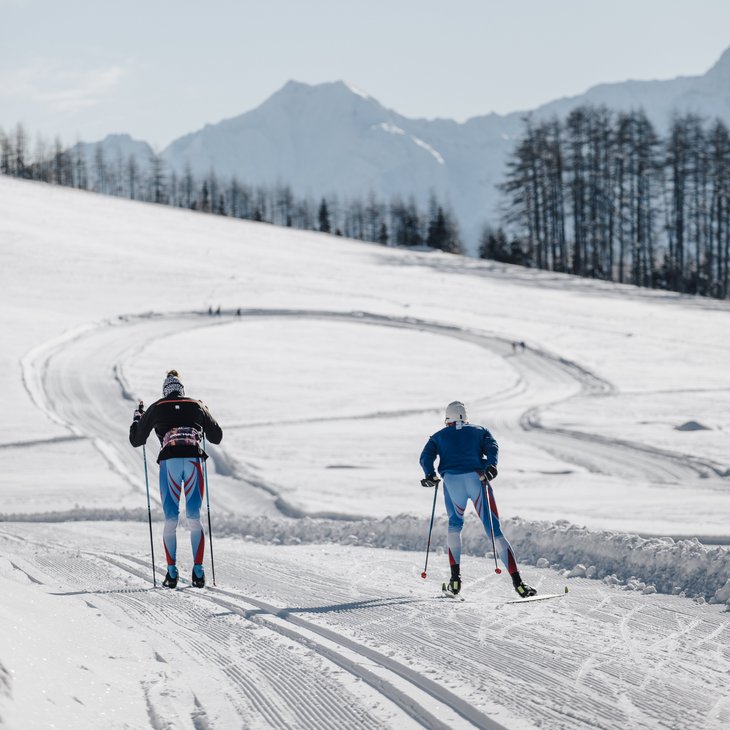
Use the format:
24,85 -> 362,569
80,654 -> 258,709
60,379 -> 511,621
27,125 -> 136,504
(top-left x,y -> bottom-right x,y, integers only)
420,401 -> 536,598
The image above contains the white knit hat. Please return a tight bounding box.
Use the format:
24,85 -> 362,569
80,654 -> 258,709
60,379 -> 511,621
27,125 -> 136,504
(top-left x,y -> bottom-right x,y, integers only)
445,401 -> 467,424
162,369 -> 185,397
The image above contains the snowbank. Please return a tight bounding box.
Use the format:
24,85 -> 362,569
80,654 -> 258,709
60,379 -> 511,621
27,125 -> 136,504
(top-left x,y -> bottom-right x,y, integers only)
8,508 -> 725,605
216,513 -> 730,604
505,518 -> 730,604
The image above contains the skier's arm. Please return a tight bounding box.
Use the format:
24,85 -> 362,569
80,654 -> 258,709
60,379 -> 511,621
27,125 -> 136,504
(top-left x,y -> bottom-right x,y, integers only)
419,437 -> 439,477
129,403 -> 156,447
201,405 -> 223,445
481,427 -> 499,467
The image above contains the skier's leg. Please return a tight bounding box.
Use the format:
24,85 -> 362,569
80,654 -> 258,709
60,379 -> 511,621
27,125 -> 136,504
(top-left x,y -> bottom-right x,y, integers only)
158,459 -> 182,569
182,458 -> 205,567
473,478 -> 518,575
442,476 -> 467,568
442,474 -> 470,593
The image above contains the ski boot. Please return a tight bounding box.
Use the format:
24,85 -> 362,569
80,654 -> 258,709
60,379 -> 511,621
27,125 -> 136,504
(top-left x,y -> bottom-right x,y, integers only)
442,564 -> 461,596
163,565 -> 179,589
192,564 -> 206,588
512,571 -> 537,598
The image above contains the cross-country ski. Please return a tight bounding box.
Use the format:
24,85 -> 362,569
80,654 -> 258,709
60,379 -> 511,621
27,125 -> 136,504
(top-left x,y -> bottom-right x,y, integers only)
503,590 -> 568,605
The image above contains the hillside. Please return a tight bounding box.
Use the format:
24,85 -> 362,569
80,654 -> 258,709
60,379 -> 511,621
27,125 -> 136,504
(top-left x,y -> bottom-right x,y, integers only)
0,177 -> 728,728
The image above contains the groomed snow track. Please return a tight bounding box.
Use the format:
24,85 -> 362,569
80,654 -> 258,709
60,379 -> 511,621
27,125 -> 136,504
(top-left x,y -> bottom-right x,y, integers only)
6,528 -> 503,729
21,307 -> 719,519
2,525 -> 729,730
11,307 -> 730,729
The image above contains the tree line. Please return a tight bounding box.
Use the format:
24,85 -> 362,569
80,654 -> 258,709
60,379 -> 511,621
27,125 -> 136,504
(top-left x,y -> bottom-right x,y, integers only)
0,123 -> 462,254
493,106 -> 730,299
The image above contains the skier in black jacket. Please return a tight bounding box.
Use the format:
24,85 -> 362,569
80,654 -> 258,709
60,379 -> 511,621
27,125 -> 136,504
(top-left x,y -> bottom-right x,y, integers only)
129,370 -> 223,588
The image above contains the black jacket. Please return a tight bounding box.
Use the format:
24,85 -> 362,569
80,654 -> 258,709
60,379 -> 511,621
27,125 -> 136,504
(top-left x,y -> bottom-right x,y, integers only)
129,393 -> 223,462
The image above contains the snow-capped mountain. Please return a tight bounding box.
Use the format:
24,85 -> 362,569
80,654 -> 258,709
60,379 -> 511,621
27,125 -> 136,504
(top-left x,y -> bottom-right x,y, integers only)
83,47 -> 730,250
533,46 -> 730,128
70,133 -> 154,172
160,80 -> 517,249
160,46 -> 730,247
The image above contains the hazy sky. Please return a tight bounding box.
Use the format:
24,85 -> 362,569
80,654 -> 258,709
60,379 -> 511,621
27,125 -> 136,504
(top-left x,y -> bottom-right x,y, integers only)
2,0 -> 730,148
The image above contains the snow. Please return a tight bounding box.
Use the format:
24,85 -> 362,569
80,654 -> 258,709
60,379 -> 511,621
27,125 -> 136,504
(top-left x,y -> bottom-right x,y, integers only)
375,121 -> 406,135
0,176 -> 729,728
344,82 -> 372,101
410,135 -> 445,164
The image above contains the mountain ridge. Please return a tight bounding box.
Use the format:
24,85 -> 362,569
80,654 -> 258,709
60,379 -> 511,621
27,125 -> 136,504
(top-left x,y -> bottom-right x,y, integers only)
78,46 -> 730,250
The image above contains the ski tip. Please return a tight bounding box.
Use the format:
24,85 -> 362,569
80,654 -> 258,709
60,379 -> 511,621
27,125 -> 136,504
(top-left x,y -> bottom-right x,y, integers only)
441,582 -> 447,591
564,585 -> 569,593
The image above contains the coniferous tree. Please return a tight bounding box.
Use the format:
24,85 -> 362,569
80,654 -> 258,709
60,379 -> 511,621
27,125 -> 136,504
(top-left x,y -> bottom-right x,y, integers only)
0,128 -> 11,175
318,197 -> 331,233
72,141 -> 88,189
708,120 -> 730,297
52,137 -> 72,186
377,221 -> 389,245
126,155 -> 140,200
93,145 -> 107,193
200,180 -> 211,212
479,227 -> 510,261
426,203 -> 463,254
13,123 -> 29,178
149,153 -> 166,204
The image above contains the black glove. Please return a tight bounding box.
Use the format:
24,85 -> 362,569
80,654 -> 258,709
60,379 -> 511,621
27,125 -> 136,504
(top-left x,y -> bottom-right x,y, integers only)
133,400 -> 145,423
420,475 -> 440,488
483,465 -> 498,481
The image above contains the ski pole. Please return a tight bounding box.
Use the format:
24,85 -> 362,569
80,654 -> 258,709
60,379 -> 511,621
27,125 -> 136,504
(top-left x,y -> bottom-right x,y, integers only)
482,479 -> 502,574
141,440 -> 157,588
421,481 -> 440,579
202,436 -> 216,586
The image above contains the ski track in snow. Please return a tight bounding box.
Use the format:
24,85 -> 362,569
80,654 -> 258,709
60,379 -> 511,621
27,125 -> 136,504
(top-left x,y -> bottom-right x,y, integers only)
10,307 -> 730,600
10,307 -> 730,729
2,526 -> 729,730
3,528 -> 499,730
21,307 -> 720,519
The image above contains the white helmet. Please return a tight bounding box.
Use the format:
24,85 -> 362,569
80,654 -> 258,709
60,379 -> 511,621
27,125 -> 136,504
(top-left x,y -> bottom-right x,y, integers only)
445,401 -> 468,424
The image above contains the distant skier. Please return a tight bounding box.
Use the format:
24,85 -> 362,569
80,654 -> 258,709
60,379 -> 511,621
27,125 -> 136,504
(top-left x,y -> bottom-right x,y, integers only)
419,401 -> 536,598
129,370 -> 223,589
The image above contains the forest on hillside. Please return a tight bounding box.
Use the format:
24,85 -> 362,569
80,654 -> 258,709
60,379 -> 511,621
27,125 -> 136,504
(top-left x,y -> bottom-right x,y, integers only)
492,106 -> 730,299
0,124 -> 462,255
6,110 -> 730,301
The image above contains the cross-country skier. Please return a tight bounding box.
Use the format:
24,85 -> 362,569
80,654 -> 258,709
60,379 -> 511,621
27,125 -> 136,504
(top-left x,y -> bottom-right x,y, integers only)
129,370 -> 223,589
419,401 -> 536,598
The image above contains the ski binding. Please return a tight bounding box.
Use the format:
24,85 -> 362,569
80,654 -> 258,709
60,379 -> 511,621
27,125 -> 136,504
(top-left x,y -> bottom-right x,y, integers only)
440,582 -> 465,601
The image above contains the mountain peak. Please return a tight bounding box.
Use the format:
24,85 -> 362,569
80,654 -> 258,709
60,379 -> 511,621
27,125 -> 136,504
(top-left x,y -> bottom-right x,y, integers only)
273,79 -> 373,101
705,45 -> 730,79
258,79 -> 385,121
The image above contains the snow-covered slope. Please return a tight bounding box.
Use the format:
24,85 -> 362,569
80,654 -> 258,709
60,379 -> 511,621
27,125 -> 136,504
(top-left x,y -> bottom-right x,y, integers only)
0,177 -> 729,728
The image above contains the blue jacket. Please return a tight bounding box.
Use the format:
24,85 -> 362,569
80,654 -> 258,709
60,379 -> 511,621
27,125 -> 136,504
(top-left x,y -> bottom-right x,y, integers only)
419,423 -> 498,476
